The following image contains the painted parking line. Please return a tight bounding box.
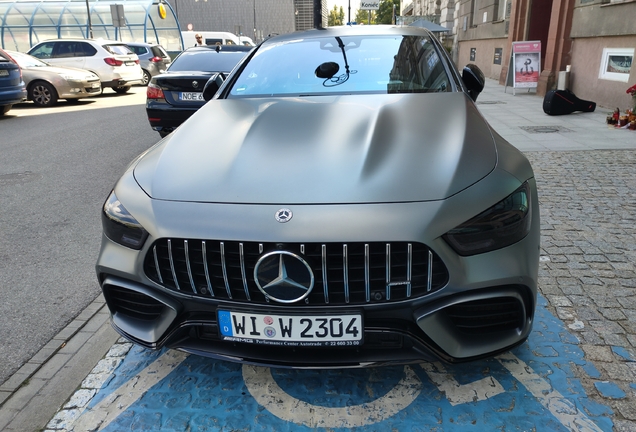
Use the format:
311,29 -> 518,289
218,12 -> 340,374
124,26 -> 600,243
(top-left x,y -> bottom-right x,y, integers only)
47,295 -> 614,431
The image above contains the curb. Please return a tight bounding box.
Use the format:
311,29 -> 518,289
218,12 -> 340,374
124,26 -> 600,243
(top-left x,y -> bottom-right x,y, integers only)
0,294 -> 120,432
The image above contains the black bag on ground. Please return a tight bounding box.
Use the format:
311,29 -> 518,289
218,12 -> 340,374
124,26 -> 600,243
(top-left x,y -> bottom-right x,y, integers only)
543,89 -> 596,115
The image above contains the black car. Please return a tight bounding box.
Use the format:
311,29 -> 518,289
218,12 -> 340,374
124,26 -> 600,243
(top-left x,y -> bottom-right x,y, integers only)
146,45 -> 251,137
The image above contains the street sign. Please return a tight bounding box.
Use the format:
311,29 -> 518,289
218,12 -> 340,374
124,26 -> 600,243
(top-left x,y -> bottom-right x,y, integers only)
110,4 -> 126,28
360,1 -> 380,10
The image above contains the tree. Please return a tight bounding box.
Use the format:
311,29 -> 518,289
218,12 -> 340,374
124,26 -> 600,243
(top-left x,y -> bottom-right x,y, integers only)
376,0 -> 400,25
355,8 -> 376,25
328,5 -> 345,27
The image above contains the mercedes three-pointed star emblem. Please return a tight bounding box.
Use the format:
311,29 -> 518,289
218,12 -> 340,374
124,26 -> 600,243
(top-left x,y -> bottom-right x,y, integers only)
254,251 -> 314,303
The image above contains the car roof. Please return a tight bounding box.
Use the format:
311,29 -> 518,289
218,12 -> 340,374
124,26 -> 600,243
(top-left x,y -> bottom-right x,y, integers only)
186,45 -> 252,53
33,38 -> 127,45
263,25 -> 436,44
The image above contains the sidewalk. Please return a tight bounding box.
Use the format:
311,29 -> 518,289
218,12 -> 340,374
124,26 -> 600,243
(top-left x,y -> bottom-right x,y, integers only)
0,79 -> 633,432
476,79 -> 634,152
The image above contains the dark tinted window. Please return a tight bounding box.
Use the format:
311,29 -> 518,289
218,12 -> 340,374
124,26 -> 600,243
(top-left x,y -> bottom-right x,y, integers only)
150,46 -> 168,58
104,44 -> 134,55
168,50 -> 248,73
129,45 -> 147,55
229,35 -> 451,97
53,41 -> 77,58
77,42 -> 97,56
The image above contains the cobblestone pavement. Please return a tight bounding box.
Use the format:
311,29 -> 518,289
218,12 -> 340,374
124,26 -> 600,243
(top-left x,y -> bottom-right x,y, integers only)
527,150 -> 636,431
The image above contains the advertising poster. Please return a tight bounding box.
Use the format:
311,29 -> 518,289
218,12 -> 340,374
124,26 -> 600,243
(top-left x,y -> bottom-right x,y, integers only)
512,41 -> 541,89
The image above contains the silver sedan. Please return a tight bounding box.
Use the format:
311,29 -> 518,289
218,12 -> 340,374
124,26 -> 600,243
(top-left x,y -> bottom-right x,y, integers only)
97,26 -> 540,368
7,50 -> 101,107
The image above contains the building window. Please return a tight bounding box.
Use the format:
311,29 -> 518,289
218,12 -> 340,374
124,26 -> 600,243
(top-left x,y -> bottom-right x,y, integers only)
598,48 -> 633,82
470,0 -> 480,27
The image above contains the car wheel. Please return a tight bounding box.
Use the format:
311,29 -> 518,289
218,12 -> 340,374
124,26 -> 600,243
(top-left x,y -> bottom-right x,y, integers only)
141,70 -> 151,86
0,104 -> 12,115
30,81 -> 58,107
112,86 -> 131,94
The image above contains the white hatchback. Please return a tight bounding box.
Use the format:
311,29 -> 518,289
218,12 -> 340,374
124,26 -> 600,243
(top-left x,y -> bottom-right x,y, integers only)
27,39 -> 143,93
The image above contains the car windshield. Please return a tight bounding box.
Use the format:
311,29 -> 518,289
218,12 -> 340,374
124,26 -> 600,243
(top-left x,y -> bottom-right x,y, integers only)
168,50 -> 248,73
9,52 -> 47,68
229,35 -> 452,98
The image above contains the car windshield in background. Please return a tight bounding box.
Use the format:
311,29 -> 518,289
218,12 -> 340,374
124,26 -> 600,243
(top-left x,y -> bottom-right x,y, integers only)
9,52 -> 46,68
168,51 -> 248,72
104,44 -> 134,55
229,35 -> 452,98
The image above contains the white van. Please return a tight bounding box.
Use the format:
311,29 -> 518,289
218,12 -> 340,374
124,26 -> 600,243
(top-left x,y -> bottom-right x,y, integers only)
237,36 -> 255,46
181,31 -> 239,48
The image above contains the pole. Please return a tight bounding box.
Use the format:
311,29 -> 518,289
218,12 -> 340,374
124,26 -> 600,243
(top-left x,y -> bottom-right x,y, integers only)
348,0 -> 350,24
85,0 -> 93,38
253,0 -> 256,41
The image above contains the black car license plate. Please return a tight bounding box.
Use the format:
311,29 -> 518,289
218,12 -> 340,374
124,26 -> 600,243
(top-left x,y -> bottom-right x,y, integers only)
218,310 -> 363,347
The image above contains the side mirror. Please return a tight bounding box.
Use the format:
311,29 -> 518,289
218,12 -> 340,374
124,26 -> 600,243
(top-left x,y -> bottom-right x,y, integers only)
462,64 -> 485,102
202,73 -> 225,101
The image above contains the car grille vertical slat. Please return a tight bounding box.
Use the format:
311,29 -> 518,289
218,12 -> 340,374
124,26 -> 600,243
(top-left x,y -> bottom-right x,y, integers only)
183,240 -> 198,294
239,243 -> 251,301
385,243 -> 391,301
144,240 -> 449,305
167,239 -> 180,291
406,243 -> 412,298
322,244 -> 329,304
427,250 -> 433,292
201,241 -> 215,297
364,244 -> 370,302
343,244 -> 350,304
219,242 -> 232,299
152,245 -> 163,284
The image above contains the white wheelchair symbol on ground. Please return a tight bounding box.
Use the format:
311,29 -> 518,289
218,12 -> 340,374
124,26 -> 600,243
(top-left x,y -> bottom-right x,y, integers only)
243,352 -> 603,431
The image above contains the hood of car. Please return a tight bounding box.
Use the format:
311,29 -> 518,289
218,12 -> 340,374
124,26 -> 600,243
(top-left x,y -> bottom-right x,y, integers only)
24,65 -> 96,80
134,92 -> 498,204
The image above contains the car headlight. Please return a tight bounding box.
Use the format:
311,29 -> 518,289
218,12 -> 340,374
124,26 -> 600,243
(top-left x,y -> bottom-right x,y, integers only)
58,73 -> 80,81
102,191 -> 148,250
443,182 -> 532,256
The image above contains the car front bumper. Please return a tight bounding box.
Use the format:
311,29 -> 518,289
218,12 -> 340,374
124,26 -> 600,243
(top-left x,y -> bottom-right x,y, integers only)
96,172 -> 540,367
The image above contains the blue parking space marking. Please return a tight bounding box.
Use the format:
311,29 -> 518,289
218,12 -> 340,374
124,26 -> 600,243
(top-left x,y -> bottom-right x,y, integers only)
67,295 -> 614,431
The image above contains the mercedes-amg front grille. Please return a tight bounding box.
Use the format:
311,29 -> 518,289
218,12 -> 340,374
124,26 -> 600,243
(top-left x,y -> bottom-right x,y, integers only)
144,240 -> 449,305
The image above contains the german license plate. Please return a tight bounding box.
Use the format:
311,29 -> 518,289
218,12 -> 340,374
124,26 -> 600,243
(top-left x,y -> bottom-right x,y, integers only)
125,61 -> 136,66
91,82 -> 100,88
179,92 -> 204,101
0,69 -> 9,77
218,310 -> 363,347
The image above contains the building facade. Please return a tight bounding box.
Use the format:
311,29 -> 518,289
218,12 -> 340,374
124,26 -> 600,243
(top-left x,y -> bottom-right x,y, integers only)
404,0 -> 636,109
169,0 -> 326,43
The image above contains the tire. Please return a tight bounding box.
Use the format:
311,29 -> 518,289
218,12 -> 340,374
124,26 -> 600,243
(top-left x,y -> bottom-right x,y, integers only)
112,85 -> 131,94
140,69 -> 151,86
159,130 -> 171,138
30,81 -> 58,107
1,104 -> 12,115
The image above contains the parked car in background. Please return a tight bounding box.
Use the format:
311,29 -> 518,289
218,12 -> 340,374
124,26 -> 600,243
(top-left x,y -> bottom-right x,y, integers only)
6,50 -> 100,107
98,26 -> 540,368
146,45 -> 250,137
125,42 -> 172,86
27,39 -> 143,93
0,48 -> 27,115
